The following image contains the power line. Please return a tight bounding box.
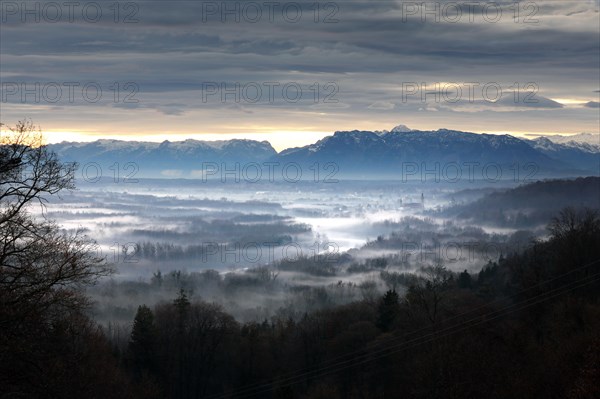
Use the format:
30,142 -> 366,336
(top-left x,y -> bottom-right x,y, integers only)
205,257 -> 600,399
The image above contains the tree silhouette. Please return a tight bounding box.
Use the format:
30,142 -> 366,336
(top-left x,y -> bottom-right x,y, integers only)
376,289 -> 400,331
0,120 -> 122,397
128,305 -> 157,376
457,269 -> 472,289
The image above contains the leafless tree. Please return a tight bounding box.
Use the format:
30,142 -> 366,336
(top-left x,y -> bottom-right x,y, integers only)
0,120 -> 112,330
405,264 -> 452,325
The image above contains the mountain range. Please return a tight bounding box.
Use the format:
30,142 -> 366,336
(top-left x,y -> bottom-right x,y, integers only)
48,126 -> 599,179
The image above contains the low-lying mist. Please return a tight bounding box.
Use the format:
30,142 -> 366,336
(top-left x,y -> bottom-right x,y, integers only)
38,176 -> 597,338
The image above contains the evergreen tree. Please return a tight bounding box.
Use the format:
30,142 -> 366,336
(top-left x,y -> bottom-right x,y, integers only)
458,269 -> 472,289
128,305 -> 157,376
376,289 -> 400,331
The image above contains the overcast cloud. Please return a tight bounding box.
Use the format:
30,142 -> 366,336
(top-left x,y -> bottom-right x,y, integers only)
0,0 -> 598,148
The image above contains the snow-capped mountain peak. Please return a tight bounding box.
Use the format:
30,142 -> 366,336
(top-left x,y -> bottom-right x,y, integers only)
390,124 -> 412,133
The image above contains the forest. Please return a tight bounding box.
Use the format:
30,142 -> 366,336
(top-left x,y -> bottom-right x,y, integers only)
1,122 -> 599,398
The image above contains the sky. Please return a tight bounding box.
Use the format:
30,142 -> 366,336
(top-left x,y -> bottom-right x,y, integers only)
0,0 -> 599,151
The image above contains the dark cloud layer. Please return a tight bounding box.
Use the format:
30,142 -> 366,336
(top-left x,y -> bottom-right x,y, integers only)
0,0 -> 598,141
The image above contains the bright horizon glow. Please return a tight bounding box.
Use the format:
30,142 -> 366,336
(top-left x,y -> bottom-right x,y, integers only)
39,129 -> 335,152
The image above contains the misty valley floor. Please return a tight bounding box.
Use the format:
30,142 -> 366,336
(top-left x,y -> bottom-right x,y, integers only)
39,177 -> 580,325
